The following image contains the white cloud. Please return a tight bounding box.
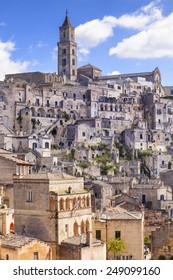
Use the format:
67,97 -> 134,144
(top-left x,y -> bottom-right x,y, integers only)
76,16 -> 117,59
0,40 -> 30,81
75,1 -> 163,60
109,12 -> 173,59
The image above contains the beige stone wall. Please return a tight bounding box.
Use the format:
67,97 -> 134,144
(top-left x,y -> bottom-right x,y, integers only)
18,240 -> 52,260
49,177 -> 84,193
81,243 -> 106,260
0,209 -> 14,235
13,174 -> 95,260
0,247 -> 18,260
58,211 -> 92,243
93,218 -> 144,260
0,239 -> 52,260
58,243 -> 106,260
0,157 -> 16,184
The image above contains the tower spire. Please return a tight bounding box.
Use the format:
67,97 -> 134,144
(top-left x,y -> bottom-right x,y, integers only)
58,12 -> 77,81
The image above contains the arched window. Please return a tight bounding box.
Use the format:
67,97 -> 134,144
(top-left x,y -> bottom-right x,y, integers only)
10,222 -> 14,233
6,254 -> 9,260
59,198 -> 64,211
74,221 -> 78,236
86,195 -> 90,207
45,142 -> 49,149
50,197 -> 55,211
32,143 -> 37,150
66,197 -> 70,210
78,196 -> 81,208
86,220 -> 90,232
81,220 -> 85,234
73,197 -> 77,209
82,196 -> 86,208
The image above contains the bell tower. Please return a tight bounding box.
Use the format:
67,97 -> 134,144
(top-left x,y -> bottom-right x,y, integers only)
58,11 -> 77,81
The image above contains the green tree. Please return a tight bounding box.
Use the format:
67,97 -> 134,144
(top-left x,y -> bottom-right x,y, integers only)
144,235 -> 151,250
62,111 -> 70,121
65,148 -> 75,161
107,238 -> 126,259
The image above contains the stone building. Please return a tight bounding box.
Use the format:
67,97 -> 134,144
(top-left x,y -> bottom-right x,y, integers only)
151,221 -> 173,259
77,64 -> 102,80
58,12 -> 77,81
122,128 -> 167,152
144,152 -> 172,178
0,154 -> 33,185
0,192 -> 52,260
13,172 -> 105,259
129,178 -> 173,213
0,234 -> 52,260
0,206 -> 14,236
93,206 -> 144,260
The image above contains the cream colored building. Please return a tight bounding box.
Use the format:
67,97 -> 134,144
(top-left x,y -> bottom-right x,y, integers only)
93,207 -> 144,260
0,234 -> 52,260
13,172 -> 106,259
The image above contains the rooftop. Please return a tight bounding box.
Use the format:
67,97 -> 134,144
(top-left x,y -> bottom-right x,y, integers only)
13,172 -> 82,181
78,63 -> 102,72
0,155 -> 33,165
61,234 -> 101,247
0,234 -> 35,249
101,207 -> 142,220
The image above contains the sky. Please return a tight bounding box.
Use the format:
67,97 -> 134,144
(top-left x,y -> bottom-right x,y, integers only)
0,0 -> 173,85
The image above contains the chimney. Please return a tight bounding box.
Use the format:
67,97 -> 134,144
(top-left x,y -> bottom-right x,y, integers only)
68,186 -> 72,194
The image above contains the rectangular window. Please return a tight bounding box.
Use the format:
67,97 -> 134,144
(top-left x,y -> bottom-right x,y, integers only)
34,252 -> 39,260
36,98 -> 39,106
62,49 -> 66,55
73,93 -> 76,101
140,133 -> 143,139
115,231 -> 121,239
157,109 -> 162,114
142,194 -> 146,204
82,132 -> 85,137
96,230 -> 101,240
62,58 -> 66,66
72,49 -> 75,55
27,190 -> 33,202
72,59 -> 75,66
65,224 -> 69,237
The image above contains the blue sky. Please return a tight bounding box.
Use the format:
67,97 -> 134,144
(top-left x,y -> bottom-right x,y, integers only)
0,0 -> 173,85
